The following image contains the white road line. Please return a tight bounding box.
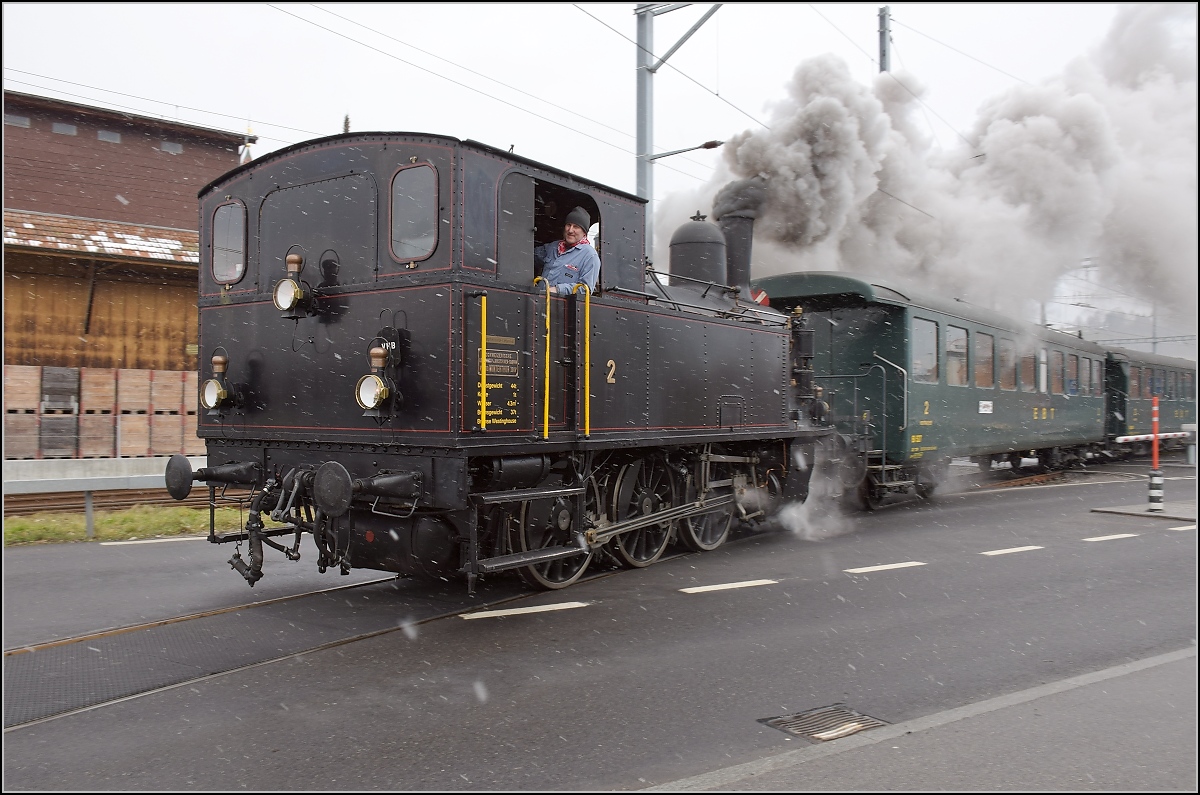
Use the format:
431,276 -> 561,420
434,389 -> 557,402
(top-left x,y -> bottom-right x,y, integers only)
679,579 -> 778,594
460,602 -> 590,620
1083,533 -> 1140,542
843,561 -> 926,574
980,545 -> 1044,556
1170,524 -> 1196,531
99,537 -> 206,546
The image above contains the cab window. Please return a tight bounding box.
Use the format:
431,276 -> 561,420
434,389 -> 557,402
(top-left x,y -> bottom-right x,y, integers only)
212,202 -> 246,283
390,165 -> 438,262
1051,351 -> 1065,394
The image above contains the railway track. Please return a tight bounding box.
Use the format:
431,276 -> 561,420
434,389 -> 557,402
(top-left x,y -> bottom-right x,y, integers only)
3,488 -> 209,517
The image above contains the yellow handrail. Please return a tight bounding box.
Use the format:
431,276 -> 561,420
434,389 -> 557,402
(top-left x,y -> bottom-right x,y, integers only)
572,283 -> 591,438
478,292 -> 488,430
533,277 -> 551,439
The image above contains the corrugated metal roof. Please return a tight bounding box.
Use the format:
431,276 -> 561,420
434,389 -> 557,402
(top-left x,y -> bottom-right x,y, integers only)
3,210 -> 199,265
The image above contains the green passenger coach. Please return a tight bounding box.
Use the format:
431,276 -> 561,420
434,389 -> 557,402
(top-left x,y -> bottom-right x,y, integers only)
756,271 -> 1114,508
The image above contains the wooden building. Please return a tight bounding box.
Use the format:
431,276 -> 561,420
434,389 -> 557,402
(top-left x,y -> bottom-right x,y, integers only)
3,90 -> 255,458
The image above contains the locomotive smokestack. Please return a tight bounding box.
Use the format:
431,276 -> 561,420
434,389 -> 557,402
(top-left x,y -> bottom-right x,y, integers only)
712,177 -> 766,294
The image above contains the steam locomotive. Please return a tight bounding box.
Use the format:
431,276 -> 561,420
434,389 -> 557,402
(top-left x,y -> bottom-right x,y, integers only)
166,131 -> 1195,590
165,132 -> 833,592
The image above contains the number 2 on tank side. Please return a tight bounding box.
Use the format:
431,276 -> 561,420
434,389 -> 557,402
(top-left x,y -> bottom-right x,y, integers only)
606,360 -> 617,384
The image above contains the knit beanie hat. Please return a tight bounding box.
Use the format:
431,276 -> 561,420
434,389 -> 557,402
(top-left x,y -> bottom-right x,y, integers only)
565,206 -> 590,231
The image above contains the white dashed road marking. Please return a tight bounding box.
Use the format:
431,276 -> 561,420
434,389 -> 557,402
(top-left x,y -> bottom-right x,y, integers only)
1170,524 -> 1196,531
1083,533 -> 1139,542
844,562 -> 926,574
679,579 -> 778,594
980,546 -> 1044,556
460,602 -> 590,619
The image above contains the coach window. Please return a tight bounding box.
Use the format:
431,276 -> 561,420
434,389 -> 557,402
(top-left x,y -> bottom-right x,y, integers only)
1093,359 -> 1104,397
1184,372 -> 1194,400
1142,369 -> 1153,399
1079,357 -> 1091,396
1167,371 -> 1177,400
390,164 -> 438,261
1067,354 -> 1079,396
1020,351 -> 1036,393
998,338 -> 1016,390
1051,351 -> 1065,394
1129,366 -> 1140,398
211,202 -> 246,283
1038,349 -> 1049,393
911,318 -> 939,383
975,332 -> 995,388
946,326 -> 968,386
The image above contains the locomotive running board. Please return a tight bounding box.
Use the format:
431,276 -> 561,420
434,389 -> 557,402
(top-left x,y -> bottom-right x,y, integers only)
475,542 -> 591,574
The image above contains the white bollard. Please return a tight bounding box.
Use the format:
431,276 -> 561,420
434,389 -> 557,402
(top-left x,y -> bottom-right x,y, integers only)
1148,469 -> 1164,512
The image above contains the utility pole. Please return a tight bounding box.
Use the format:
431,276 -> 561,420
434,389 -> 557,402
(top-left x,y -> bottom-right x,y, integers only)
878,6 -> 891,72
1152,299 -> 1158,353
635,3 -> 722,261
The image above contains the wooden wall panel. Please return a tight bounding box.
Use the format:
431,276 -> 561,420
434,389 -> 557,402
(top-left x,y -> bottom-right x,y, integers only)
3,258 -> 199,371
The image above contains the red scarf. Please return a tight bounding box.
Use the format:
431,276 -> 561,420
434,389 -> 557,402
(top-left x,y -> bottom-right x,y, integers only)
558,237 -> 590,255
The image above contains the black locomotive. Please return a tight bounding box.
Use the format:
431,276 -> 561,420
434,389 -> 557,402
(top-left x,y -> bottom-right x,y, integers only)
165,132 -> 833,591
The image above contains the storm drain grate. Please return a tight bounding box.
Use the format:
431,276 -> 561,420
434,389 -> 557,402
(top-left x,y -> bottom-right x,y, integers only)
760,703 -> 888,743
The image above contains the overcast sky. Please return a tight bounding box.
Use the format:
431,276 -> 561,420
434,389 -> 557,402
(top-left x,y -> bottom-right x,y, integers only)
3,3 -> 1123,202
3,3 -> 1195,353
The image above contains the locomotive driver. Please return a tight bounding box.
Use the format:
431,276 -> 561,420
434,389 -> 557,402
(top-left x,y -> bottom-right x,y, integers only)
535,206 -> 601,295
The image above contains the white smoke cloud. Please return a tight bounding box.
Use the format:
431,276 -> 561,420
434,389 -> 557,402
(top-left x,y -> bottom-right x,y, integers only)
657,3 -> 1197,331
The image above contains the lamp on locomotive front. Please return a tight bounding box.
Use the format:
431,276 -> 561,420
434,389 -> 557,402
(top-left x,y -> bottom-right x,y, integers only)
355,346 -> 395,416
273,253 -> 310,318
199,353 -> 230,415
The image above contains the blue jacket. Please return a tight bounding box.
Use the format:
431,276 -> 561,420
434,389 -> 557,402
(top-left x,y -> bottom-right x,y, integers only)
535,240 -> 601,295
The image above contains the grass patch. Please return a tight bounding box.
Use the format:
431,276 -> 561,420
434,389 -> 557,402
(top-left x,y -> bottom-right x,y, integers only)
3,505 -> 262,546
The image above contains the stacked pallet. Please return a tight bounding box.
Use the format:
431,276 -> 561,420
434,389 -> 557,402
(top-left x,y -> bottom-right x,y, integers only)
4,365 -> 41,459
3,366 -> 205,459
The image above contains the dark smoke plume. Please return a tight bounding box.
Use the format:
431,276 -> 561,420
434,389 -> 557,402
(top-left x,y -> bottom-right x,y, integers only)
656,3 -> 1196,343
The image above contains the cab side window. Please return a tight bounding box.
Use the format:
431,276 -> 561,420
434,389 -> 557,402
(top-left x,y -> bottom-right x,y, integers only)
212,202 -> 246,284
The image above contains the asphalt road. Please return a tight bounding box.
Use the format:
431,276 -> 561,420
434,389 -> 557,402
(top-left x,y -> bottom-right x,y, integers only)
3,464 -> 1195,790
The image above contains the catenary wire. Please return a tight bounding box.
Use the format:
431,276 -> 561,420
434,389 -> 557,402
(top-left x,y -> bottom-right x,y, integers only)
305,4 -> 716,175
265,4 -> 708,184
